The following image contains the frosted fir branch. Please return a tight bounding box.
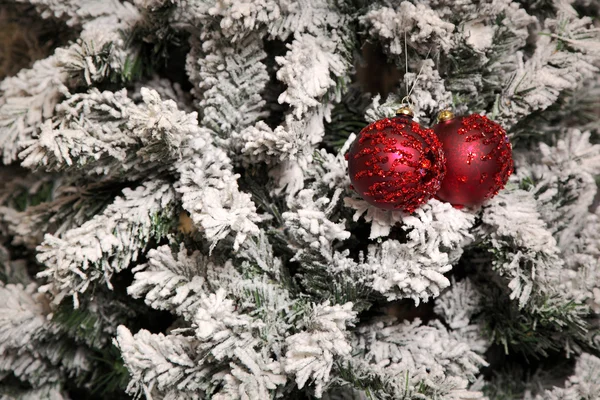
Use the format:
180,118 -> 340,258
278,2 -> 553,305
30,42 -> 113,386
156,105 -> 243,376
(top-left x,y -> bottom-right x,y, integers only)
539,129 -> 600,178
213,352 -> 286,400
401,199 -> 475,261
117,322 -> 287,399
365,239 -> 452,304
186,33 -> 269,149
359,2 -> 455,57
264,110 -> 328,200
0,55 -> 68,165
558,214 -> 600,313
37,179 -> 176,307
0,13 -> 140,164
350,317 -> 486,399
282,188 -> 350,262
346,197 -> 474,254
234,120 -> 290,163
344,197 -> 404,239
478,188 -> 563,308
0,282 -> 91,387
515,130 -> 600,313
532,129 -> 600,249
17,88 -> 137,173
0,283 -> 48,358
0,349 -> 60,389
0,179 -> 119,251
363,94 -> 404,124
19,88 -> 199,177
199,0 -> 344,41
191,289 -> 288,397
1,204 -> 52,250
362,91 -> 453,132
402,60 -> 452,124
130,238 -> 296,333
0,384 -> 68,400
340,200 -> 474,303
176,146 -> 261,252
235,231 -> 284,280
58,14 -> 141,84
115,326 -> 213,398
435,278 -> 490,354
520,74 -> 600,136
443,1 -> 534,110
454,0 -> 534,56
537,353 -> 600,399
13,0 -> 138,27
284,301 -> 356,398
196,289 -> 285,391
51,289 -> 138,350
498,36 -> 597,127
362,82 -> 448,128
276,33 -> 350,119
435,279 -> 483,332
131,75 -> 194,113
545,11 -> 600,55
359,318 -> 487,381
124,239 -> 297,398
497,12 -> 600,128
339,357 -> 486,400
268,159 -> 309,204
192,288 -> 264,359
0,172 -> 56,248
128,243 -> 227,320
234,111 -> 325,166
183,34 -> 273,245
164,236 -> 297,331
313,133 -> 355,191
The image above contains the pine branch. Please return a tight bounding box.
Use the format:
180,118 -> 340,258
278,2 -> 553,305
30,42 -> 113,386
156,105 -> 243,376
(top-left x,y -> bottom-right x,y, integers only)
0,10 -> 141,164
19,87 -> 200,179
36,179 -> 177,306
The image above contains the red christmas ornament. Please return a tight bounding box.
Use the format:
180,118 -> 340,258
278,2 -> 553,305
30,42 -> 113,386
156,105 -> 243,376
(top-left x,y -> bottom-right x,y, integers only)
346,107 -> 445,213
432,111 -> 513,208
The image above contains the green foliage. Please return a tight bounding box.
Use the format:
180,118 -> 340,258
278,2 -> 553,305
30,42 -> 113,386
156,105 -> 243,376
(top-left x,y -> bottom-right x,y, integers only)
295,253 -> 373,314
510,86 -> 600,148
119,48 -> 150,83
481,367 -> 530,400
122,3 -> 185,84
12,179 -> 54,212
87,344 -> 131,398
238,164 -> 287,227
53,302 -> 107,349
335,360 -> 393,399
442,40 -> 488,111
323,86 -> 370,151
479,278 -> 593,358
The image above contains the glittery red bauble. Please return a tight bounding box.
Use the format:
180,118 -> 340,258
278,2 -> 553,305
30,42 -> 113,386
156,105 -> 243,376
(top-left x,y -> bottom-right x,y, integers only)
432,114 -> 513,208
346,114 -> 445,212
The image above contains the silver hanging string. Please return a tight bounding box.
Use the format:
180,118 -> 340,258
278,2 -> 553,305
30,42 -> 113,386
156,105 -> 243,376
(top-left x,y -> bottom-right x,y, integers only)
405,46 -> 433,105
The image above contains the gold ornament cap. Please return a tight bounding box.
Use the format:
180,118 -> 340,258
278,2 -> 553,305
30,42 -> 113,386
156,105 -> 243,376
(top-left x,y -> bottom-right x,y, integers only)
437,109 -> 455,122
396,106 -> 414,118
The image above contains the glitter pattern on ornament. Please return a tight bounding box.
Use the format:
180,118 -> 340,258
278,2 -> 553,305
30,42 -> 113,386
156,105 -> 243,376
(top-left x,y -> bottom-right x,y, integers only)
347,110 -> 446,212
433,113 -> 513,208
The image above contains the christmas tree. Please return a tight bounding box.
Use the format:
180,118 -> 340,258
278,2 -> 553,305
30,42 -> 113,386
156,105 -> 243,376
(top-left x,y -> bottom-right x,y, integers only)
0,0 -> 599,398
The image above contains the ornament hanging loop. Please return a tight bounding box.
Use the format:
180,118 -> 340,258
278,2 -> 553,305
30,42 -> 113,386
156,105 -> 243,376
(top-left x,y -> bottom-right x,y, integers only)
397,95 -> 414,117
436,109 -> 455,122
396,104 -> 414,117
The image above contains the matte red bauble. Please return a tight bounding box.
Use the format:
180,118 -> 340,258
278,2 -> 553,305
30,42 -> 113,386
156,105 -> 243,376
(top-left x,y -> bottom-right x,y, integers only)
346,107 -> 445,213
432,111 -> 513,208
